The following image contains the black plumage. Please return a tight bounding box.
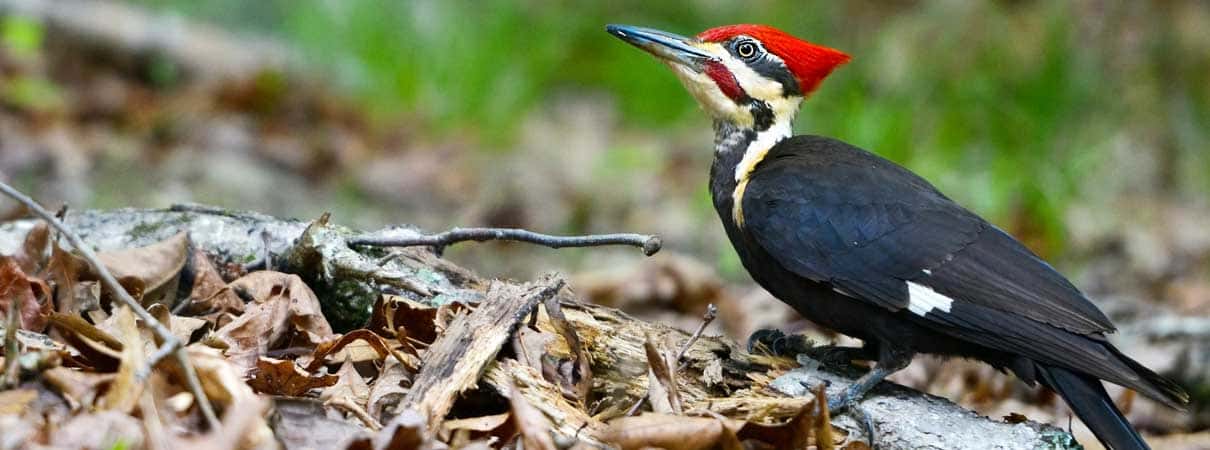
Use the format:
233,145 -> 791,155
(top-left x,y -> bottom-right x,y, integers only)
714,135 -> 1187,448
607,23 -> 1188,450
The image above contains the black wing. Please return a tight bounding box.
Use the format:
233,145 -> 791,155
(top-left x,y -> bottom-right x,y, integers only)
740,135 -> 1115,336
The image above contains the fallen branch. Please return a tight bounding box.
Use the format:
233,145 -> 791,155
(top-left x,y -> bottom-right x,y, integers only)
348,227 -> 662,256
397,276 -> 565,429
0,181 -> 221,429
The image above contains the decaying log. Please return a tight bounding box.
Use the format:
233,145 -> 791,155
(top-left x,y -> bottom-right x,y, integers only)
398,276 -> 564,429
0,207 -> 1079,449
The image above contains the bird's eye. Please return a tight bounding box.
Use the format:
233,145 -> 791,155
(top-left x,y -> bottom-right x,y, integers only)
736,41 -> 759,59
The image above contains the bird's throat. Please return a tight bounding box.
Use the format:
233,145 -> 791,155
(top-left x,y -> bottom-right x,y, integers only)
711,118 -> 792,228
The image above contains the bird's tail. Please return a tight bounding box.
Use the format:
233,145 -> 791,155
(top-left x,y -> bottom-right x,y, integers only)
1040,365 -> 1149,450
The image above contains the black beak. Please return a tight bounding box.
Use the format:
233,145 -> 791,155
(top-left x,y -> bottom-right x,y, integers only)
606,24 -> 716,70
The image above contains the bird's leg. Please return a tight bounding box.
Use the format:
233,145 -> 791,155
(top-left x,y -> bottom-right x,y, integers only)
803,344 -> 877,369
827,346 -> 912,412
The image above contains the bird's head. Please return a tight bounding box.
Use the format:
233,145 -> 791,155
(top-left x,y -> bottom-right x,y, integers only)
607,24 -> 849,130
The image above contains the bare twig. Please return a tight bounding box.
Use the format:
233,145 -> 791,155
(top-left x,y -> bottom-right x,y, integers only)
675,303 -> 718,369
326,397 -> 383,431
349,227 -> 661,256
0,180 -> 220,430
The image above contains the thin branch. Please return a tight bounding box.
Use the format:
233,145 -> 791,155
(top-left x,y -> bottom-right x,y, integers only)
0,180 -> 221,430
349,227 -> 662,256
675,303 -> 718,369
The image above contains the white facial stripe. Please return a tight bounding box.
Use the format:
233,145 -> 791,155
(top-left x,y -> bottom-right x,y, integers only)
724,59 -> 783,102
730,116 -> 793,226
734,119 -> 792,182
906,281 -> 954,316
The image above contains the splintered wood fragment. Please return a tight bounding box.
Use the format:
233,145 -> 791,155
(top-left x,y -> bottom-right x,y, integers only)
397,275 -> 564,429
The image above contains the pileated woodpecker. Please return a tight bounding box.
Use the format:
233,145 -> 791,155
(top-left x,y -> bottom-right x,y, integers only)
607,23 -> 1187,450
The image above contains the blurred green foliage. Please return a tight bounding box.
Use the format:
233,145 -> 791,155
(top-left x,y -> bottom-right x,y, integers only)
130,0 -> 1210,258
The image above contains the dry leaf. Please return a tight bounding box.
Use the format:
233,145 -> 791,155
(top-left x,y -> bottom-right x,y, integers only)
367,357 -> 411,423
512,326 -> 555,373
271,398 -> 373,450
508,382 -> 557,450
179,249 -> 244,321
173,396 -> 277,450
0,256 -> 51,331
94,232 -> 189,307
306,329 -> 418,373
247,356 -> 338,396
368,295 -> 439,345
46,239 -> 91,315
13,222 -> 48,273
542,295 -> 592,404
604,414 -> 742,450
97,306 -> 145,413
441,413 -> 510,436
373,408 -> 435,450
643,334 -> 681,414
210,273 -> 332,371
148,303 -> 210,345
322,357 -> 371,408
42,366 -> 115,410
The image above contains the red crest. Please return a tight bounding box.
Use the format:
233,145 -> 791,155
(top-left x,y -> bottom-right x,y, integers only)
698,24 -> 850,95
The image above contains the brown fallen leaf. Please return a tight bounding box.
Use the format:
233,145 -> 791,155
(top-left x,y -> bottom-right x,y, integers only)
305,329 -> 418,373
542,295 -> 592,405
96,306 -> 145,414
735,390 -> 827,450
604,414 -> 742,450
179,249 -> 244,322
440,413 -> 510,440
509,381 -> 557,450
512,326 -> 555,373
272,397 -> 374,450
12,222 -> 48,273
322,357 -> 372,409
93,232 -> 189,307
368,295 -> 440,345
209,273 -> 333,371
367,357 -> 411,423
247,356 -> 338,396
373,408 -> 437,450
42,366 -> 115,410
148,303 -> 211,345
643,333 -> 681,414
46,238 -> 92,315
0,256 -> 51,332
173,396 -> 277,450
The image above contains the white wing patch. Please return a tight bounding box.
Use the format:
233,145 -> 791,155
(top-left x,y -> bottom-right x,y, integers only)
906,281 -> 954,316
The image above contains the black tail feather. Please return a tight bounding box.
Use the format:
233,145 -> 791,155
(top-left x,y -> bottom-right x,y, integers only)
1041,365 -> 1149,450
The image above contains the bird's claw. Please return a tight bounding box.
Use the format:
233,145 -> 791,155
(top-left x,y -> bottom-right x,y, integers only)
746,328 -> 814,356
826,391 -> 876,448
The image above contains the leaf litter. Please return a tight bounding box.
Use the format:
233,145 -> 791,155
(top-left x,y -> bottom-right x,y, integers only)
0,220 -> 854,450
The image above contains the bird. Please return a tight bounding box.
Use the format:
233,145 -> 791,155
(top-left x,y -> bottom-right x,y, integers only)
606,23 -> 1188,450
